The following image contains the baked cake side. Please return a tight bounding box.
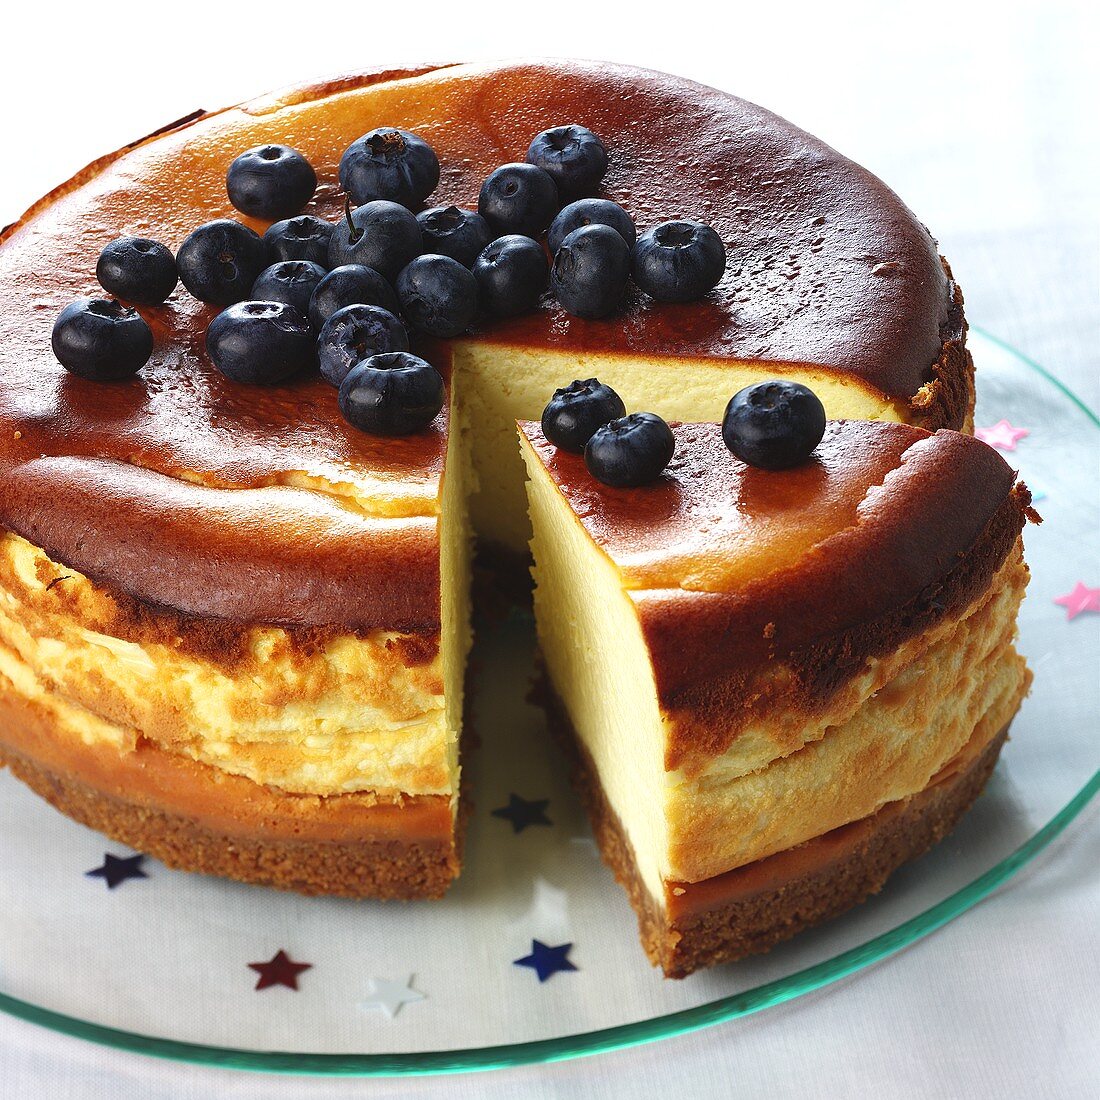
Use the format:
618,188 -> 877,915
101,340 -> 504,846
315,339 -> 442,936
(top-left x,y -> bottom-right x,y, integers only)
519,419 -> 1033,974
0,387 -> 473,898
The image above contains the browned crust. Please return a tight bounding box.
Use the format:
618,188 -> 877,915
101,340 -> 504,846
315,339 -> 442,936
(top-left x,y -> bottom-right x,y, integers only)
0,742 -> 459,899
2,59 -> 956,401
642,449 -> 1031,770
237,64 -> 463,113
1,456 -> 443,634
0,64 -> 458,246
4,528 -> 441,670
0,674 -> 466,899
543,676 -> 1011,977
910,256 -> 975,432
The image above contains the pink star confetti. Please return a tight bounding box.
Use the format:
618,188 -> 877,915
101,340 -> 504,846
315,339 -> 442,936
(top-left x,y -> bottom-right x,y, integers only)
976,419 -> 1029,451
1054,582 -> 1100,621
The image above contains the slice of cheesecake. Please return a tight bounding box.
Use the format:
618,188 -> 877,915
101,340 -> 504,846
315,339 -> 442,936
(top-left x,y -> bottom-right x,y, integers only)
519,418 -> 1035,975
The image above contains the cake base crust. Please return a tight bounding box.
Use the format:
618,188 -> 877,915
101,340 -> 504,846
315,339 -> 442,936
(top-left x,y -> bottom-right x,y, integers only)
542,677 -> 1013,977
0,683 -> 465,899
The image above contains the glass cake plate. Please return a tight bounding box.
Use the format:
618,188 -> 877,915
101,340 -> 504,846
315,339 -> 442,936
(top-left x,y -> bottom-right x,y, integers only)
0,329 -> 1096,1077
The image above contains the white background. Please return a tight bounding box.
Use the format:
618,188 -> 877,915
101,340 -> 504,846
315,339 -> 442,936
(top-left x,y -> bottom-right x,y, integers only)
0,0 -> 1096,1096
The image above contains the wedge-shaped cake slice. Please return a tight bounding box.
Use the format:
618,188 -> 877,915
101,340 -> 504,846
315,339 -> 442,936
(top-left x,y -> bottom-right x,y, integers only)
519,418 -> 1035,976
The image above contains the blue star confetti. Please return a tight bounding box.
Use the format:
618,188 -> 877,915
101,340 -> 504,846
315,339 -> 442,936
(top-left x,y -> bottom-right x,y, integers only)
513,939 -> 578,982
492,793 -> 552,834
85,853 -> 148,889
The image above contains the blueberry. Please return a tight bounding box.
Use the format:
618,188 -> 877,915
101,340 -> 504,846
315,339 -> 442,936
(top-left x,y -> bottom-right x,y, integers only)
416,206 -> 493,267
478,163 -> 559,238
471,235 -> 548,318
395,254 -> 478,338
339,128 -> 440,209
548,199 -> 636,255
251,260 -> 327,317
721,381 -> 826,470
526,125 -> 609,199
264,216 -> 333,266
338,351 -> 445,436
308,264 -> 400,330
585,412 -> 675,488
227,144 -> 316,221
632,220 -> 726,302
328,200 -> 422,281
51,298 -> 153,380
317,304 -> 410,387
176,219 -> 271,305
95,237 -> 177,304
550,224 -> 630,319
205,301 -> 314,385
541,378 -> 626,453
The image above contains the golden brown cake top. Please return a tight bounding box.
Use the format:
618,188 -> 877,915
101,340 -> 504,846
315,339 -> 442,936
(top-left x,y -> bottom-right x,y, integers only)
521,418 -> 1015,588
520,417 -> 1031,763
0,59 -> 961,626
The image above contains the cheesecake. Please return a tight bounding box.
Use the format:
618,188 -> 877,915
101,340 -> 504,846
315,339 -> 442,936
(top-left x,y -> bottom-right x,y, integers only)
0,60 -> 979,906
519,420 -> 1034,975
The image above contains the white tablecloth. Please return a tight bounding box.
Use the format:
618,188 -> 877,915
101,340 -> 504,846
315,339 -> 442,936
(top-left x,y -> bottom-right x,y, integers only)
1,2 -> 1096,1095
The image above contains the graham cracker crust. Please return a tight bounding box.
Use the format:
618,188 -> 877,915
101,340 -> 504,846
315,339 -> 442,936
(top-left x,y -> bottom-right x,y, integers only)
540,677 -> 1013,978
0,674 -> 474,900
0,741 -> 461,899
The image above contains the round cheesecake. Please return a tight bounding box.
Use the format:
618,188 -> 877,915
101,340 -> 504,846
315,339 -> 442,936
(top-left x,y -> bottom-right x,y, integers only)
0,61 -> 990,921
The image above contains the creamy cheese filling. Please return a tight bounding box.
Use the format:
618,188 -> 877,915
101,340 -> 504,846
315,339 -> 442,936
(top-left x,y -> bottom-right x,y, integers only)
456,343 -> 906,551
521,431 -> 1029,901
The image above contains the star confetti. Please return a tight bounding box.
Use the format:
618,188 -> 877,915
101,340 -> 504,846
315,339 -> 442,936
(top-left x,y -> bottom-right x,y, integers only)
513,940 -> 578,982
248,950 -> 312,991
1054,582 -> 1100,621
85,853 -> 147,889
359,975 -> 425,1018
975,419 -> 1029,451
492,793 -> 552,834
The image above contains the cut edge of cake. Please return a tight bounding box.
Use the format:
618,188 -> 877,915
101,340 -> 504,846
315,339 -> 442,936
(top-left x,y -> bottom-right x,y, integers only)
518,418 -> 1034,974
0,380 -> 475,899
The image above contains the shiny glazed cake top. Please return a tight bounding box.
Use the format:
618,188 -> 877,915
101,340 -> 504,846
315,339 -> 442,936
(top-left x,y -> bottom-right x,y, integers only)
0,60 -> 951,495
0,60 -> 962,629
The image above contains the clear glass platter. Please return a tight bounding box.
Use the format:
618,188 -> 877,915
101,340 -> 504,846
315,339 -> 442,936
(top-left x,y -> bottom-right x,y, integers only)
0,328 -> 1096,1077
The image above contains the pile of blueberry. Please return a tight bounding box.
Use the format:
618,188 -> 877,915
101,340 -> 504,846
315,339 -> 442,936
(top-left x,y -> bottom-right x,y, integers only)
51,122 -> 727,438
541,377 -> 826,487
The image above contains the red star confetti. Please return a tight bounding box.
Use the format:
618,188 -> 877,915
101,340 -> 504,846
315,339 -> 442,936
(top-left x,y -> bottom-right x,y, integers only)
975,419 -> 1029,451
248,950 -> 312,991
1054,582 -> 1100,621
